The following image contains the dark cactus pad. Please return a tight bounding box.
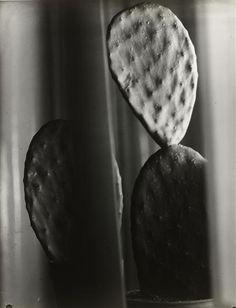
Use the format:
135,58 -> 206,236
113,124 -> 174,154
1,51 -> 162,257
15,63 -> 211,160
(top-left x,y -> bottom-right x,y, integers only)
23,119 -> 81,264
131,144 -> 211,300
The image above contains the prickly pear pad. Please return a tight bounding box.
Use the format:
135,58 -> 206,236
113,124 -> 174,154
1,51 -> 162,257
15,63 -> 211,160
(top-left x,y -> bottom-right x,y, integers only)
131,145 -> 211,300
107,3 -> 198,147
24,120 -> 80,264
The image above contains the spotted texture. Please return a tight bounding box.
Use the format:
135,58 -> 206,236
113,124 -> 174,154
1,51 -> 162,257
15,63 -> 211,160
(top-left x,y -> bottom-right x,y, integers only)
131,145 -> 211,300
107,3 -> 198,147
23,120 -> 81,264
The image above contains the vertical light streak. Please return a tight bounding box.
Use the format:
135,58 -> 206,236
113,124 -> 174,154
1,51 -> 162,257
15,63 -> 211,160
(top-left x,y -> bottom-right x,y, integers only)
99,1 -> 126,307
0,143 -> 11,294
196,2 -> 236,307
0,3 -> 47,306
99,0 -> 116,157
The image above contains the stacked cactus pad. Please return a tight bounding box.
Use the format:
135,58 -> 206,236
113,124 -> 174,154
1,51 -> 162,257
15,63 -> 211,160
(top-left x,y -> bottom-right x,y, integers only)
107,2 -> 211,301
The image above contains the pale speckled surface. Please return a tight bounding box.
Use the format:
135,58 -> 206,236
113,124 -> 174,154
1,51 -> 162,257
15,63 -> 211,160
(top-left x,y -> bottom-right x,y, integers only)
107,3 -> 198,147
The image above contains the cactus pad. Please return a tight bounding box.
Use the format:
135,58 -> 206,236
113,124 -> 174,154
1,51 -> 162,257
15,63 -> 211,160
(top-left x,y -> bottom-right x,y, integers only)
107,3 -> 198,147
23,120 -> 80,264
131,144 -> 211,300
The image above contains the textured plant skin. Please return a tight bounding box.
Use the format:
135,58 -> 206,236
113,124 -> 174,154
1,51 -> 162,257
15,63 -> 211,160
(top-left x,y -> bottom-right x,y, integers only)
24,119 -> 124,265
131,145 -> 211,300
107,2 -> 198,147
23,119 -> 82,264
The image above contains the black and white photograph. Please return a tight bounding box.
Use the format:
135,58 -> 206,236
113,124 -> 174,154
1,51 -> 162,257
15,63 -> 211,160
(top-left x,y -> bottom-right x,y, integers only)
0,0 -> 235,307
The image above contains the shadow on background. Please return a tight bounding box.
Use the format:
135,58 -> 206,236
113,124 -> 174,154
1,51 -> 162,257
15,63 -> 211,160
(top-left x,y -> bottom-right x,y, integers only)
39,1 -> 125,307
0,1 -> 124,307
